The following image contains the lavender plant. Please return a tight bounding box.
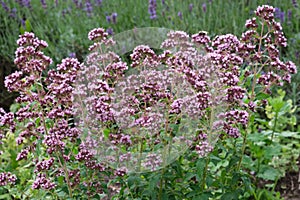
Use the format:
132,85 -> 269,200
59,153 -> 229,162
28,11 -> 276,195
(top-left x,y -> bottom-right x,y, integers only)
0,5 -> 298,199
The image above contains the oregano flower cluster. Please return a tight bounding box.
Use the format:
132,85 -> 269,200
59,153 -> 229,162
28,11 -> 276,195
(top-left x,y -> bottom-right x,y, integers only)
0,5 -> 297,198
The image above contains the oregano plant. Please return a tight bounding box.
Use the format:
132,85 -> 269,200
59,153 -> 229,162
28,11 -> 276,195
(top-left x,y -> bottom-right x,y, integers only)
0,5 -> 297,199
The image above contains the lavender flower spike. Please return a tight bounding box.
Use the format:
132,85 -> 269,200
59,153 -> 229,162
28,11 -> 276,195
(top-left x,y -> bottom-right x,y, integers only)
148,0 -> 157,19
112,12 -> 117,24
189,4 -> 193,12
85,0 -> 93,17
178,11 -> 182,20
40,0 -> 47,9
1,1 -> 9,12
202,3 -> 207,13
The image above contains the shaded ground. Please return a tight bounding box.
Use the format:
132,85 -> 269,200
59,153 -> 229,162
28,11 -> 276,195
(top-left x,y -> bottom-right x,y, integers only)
276,157 -> 300,199
0,60 -> 18,112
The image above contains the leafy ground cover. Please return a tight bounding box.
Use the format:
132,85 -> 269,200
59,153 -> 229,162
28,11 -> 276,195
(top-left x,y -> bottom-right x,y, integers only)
0,0 -> 300,199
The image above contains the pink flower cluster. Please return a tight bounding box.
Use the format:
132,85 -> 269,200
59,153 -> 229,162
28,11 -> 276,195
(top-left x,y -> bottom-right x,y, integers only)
32,173 -> 56,190
0,172 -> 17,186
0,5 -> 297,195
5,32 -> 52,93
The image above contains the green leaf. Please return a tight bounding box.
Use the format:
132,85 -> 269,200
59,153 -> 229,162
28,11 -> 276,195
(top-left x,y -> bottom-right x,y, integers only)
10,103 -> 20,113
206,175 -> 214,187
264,144 -> 281,159
289,115 -> 297,126
257,167 -> 281,181
57,176 -> 64,185
247,132 -> 267,143
0,193 -> 12,200
25,19 -> 32,32
57,190 -> 68,198
279,131 -> 300,138
20,26 -> 25,34
103,128 -> 110,140
192,192 -> 212,200
241,155 -> 255,171
196,158 -> 206,181
220,191 -> 238,200
35,117 -> 41,126
184,172 -> 196,182
269,98 -> 285,113
149,174 -> 160,191
256,92 -> 270,100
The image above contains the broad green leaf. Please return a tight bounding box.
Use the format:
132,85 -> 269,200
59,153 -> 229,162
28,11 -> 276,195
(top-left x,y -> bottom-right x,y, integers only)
257,167 -> 281,181
279,131 -> 300,138
220,191 -> 238,200
256,92 -> 270,100
192,192 -> 212,200
264,144 -> 281,159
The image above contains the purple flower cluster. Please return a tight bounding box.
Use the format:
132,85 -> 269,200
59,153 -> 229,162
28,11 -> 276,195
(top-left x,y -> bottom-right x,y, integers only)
5,32 -> 52,93
202,3 -> 207,13
40,0 -> 47,9
241,5 -> 297,91
15,0 -> 31,8
34,157 -> 55,172
0,1 -> 9,12
148,0 -> 157,19
195,141 -> 213,157
32,173 -> 56,190
73,0 -> 83,8
85,0 -> 93,17
275,7 -> 285,23
0,172 -> 17,186
292,0 -> 298,8
178,11 -> 182,20
0,4 -> 297,194
142,153 -> 163,171
88,28 -> 108,41
0,108 -> 15,132
225,110 -> 249,126
189,4 -> 193,12
1,31 -> 113,194
114,166 -> 128,176
106,12 -> 118,25
95,0 -> 102,7
0,1 -> 18,18
131,45 -> 159,68
255,5 -> 275,22
87,28 -> 116,51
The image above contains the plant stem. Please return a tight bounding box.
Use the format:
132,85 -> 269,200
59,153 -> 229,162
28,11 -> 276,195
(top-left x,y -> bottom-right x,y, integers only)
201,156 -> 210,191
271,112 -> 278,141
56,150 -> 73,198
158,107 -> 171,200
237,23 -> 265,172
237,129 -> 247,171
138,137 -> 143,172
158,167 -> 165,200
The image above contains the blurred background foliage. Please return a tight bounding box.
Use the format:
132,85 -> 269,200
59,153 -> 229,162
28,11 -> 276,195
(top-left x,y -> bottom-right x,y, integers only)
0,0 -> 299,114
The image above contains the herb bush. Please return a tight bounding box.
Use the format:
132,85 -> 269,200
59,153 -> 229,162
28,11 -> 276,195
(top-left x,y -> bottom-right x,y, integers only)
0,4 -> 299,200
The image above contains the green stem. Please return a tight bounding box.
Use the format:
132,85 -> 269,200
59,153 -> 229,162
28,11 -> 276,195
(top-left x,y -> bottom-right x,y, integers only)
271,112 -> 278,141
55,150 -> 73,198
271,176 -> 279,193
236,22 -> 265,173
237,129 -> 248,171
138,137 -> 143,172
201,157 -> 210,191
158,168 -> 165,200
158,107 -> 171,200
